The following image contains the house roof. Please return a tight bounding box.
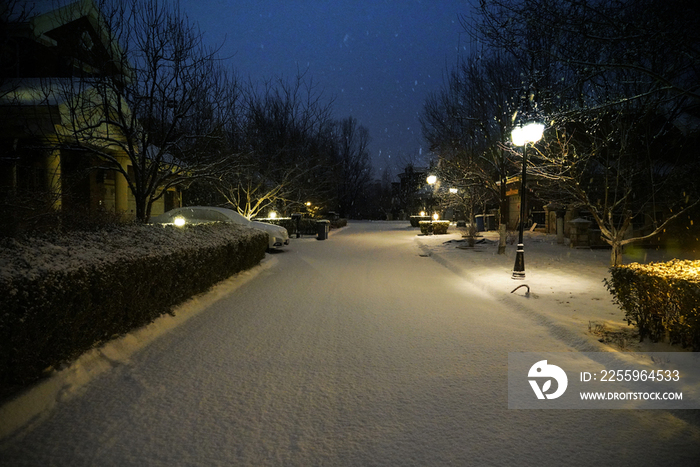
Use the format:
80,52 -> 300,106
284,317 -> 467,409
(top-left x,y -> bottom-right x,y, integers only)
8,0 -> 131,79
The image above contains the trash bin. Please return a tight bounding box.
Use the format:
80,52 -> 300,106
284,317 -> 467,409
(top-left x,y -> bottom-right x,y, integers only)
475,215 -> 485,232
316,220 -> 330,240
484,214 -> 496,231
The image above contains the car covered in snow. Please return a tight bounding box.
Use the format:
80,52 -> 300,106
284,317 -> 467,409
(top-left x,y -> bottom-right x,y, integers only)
151,206 -> 290,250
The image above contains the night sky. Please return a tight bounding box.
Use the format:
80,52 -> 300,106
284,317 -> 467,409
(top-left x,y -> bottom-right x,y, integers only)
180,0 -> 475,176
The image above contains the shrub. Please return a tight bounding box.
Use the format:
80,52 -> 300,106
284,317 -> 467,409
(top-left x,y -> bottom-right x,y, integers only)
330,218 -> 347,230
0,223 -> 268,399
410,215 -> 430,227
604,260 -> 700,349
256,216 -> 347,236
432,221 -> 450,235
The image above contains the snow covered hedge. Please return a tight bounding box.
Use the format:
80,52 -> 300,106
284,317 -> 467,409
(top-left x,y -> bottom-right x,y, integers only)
257,217 -> 347,236
604,260 -> 700,349
419,220 -> 450,235
410,215 -> 431,227
0,223 -> 268,398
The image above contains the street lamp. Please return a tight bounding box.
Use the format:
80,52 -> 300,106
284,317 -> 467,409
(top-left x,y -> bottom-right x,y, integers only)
426,175 -> 438,220
511,121 -> 544,280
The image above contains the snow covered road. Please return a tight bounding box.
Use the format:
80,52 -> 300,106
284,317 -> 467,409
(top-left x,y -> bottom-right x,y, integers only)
1,221 -> 699,466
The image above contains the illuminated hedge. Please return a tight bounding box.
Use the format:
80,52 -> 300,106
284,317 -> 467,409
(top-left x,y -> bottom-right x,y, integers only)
419,220 -> 450,235
604,260 -> 700,349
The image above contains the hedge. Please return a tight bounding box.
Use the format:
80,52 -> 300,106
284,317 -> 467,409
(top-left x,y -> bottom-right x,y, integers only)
604,259 -> 700,349
0,223 -> 268,400
410,215 -> 431,227
419,220 -> 450,235
256,217 -> 347,235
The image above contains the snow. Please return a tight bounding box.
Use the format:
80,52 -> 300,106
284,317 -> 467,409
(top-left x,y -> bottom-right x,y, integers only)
1,221 -> 699,465
0,223 -> 260,281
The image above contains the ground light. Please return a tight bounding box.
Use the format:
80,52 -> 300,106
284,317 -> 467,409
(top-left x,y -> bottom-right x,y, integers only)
511,121 -> 544,280
173,217 -> 186,227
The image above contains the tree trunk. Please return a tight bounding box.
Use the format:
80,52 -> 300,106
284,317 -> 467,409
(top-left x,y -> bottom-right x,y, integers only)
498,223 -> 506,254
610,241 -> 623,267
498,166 -> 507,255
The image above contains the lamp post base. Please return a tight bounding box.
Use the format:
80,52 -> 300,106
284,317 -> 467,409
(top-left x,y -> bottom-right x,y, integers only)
512,244 -> 525,279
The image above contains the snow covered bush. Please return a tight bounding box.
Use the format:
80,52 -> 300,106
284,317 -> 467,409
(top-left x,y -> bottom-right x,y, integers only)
410,215 -> 430,228
604,260 -> 700,349
432,221 -> 450,235
258,217 -> 346,236
0,223 -> 268,399
419,220 -> 450,235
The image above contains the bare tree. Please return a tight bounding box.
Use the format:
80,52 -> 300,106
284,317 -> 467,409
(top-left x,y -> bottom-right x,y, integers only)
332,116 -> 372,218
421,51 -> 521,253
467,0 -> 700,264
527,104 -> 699,266
215,74 -> 337,219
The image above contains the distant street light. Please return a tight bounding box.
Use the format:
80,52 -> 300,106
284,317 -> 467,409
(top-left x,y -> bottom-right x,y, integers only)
511,121 -> 544,280
426,175 -> 438,220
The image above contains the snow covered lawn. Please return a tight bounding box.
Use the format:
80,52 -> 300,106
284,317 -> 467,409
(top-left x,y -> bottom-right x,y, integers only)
415,227 -> 699,353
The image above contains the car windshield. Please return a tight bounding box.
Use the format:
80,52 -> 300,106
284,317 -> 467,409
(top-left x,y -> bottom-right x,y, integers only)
186,208 -> 230,222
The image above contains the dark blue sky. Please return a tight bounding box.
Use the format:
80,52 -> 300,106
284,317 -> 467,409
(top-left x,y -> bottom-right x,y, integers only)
181,0 -> 474,177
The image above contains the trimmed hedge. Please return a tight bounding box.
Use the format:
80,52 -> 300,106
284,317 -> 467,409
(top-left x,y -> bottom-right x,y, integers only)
410,216 -> 431,227
419,220 -> 450,235
256,217 -> 347,236
0,223 -> 268,399
604,260 -> 700,349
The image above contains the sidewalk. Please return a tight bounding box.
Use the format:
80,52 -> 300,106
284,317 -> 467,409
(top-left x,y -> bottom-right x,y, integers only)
414,228 -> 697,353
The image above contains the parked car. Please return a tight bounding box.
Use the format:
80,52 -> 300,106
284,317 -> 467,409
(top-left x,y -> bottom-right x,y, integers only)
151,206 -> 290,250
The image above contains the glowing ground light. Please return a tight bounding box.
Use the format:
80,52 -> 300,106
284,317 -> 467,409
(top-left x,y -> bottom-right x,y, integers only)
420,211 -> 426,217
433,213 -> 439,221
173,217 -> 186,227
269,211 -> 277,219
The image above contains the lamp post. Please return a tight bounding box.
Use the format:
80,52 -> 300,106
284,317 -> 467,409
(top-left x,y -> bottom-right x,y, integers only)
426,174 -> 437,220
511,122 -> 544,279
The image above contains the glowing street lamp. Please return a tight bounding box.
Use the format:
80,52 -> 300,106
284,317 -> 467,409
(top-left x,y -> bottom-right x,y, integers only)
426,175 -> 438,221
511,121 -> 544,280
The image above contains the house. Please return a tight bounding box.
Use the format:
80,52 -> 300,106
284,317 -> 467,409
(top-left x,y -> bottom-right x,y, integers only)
0,0 -> 181,227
